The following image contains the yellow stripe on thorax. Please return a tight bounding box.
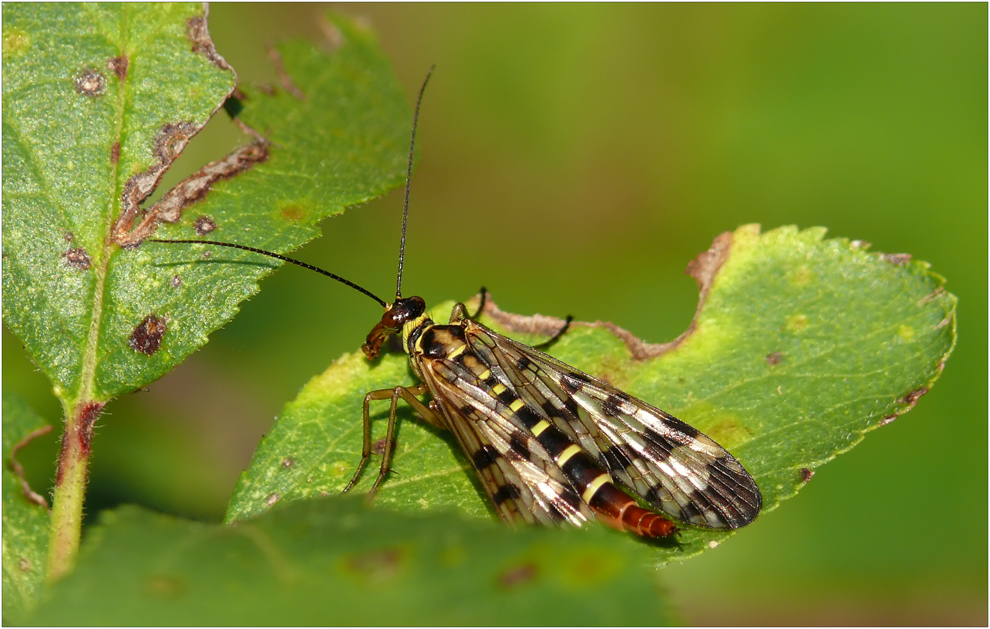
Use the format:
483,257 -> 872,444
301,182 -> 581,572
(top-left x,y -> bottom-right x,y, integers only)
405,314 -> 431,350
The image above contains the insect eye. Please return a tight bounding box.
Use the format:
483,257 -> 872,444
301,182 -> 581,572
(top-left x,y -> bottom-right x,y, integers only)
381,310 -> 401,328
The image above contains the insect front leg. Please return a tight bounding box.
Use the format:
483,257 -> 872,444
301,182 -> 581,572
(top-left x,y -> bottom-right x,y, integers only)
343,383 -> 433,495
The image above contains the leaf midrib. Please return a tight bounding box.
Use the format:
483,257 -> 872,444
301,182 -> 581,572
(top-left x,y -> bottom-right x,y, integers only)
76,8 -> 130,410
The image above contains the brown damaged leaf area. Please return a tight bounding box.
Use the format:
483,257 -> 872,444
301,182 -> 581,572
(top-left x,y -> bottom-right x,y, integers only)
483,229 -> 734,361
109,7 -> 242,249
9,424 -> 55,509
186,10 -> 230,71
112,135 -> 269,248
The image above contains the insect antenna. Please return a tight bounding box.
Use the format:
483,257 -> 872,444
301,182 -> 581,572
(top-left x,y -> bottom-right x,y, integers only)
148,238 -> 387,308
394,64 -> 435,301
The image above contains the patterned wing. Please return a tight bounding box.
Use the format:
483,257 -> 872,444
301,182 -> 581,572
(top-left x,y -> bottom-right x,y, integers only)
468,321 -> 762,530
417,355 -> 596,529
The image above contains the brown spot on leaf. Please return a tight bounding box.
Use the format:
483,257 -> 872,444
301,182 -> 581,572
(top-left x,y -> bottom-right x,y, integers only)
110,140 -> 120,164
19,557 -> 31,573
898,387 -> 929,410
372,437 -> 389,456
878,387 -> 931,427
62,247 -> 91,270
186,13 -> 229,70
800,468 -> 815,483
144,574 -> 186,599
765,351 -> 783,366
169,275 -> 182,288
108,54 -> 128,81
498,563 -> 538,588
281,457 -> 295,469
265,492 -> 280,507
280,205 -> 305,222
64,232 -> 74,242
346,549 -> 402,583
129,314 -> 168,355
75,68 -> 106,96
194,215 -> 217,235
881,253 -> 912,266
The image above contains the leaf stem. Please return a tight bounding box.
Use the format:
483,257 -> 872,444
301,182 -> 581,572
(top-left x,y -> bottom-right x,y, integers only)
46,401 -> 103,581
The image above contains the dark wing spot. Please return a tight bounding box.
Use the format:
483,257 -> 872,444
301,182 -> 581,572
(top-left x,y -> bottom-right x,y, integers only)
541,399 -> 561,417
516,356 -> 532,371
559,373 -> 590,393
492,483 -> 522,505
562,396 -> 581,418
508,434 -> 531,460
600,444 -> 635,472
472,444 -> 499,470
601,394 -> 627,417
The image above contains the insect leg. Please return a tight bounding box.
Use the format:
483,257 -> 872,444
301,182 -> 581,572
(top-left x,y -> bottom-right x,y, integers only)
370,383 -> 433,494
345,383 -> 433,495
468,287 -> 488,319
342,387 -> 393,493
450,287 -> 488,324
532,314 -> 574,350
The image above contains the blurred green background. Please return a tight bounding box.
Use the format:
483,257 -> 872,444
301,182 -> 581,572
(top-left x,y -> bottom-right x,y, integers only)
4,4 -> 986,624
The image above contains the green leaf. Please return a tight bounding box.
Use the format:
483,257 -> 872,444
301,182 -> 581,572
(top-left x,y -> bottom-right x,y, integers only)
26,500 -> 676,625
2,391 -> 52,621
226,225 -> 956,562
2,6 -> 410,407
2,4 -> 235,407
3,4 -> 412,580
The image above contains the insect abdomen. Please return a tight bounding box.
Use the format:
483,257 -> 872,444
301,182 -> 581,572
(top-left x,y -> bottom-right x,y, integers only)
532,416 -> 678,537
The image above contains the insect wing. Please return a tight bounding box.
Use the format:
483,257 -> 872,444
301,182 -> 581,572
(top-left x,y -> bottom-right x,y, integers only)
468,321 -> 762,530
420,355 -> 595,529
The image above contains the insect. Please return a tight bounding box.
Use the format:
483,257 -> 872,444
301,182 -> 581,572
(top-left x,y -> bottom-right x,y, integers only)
152,69 -> 761,537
